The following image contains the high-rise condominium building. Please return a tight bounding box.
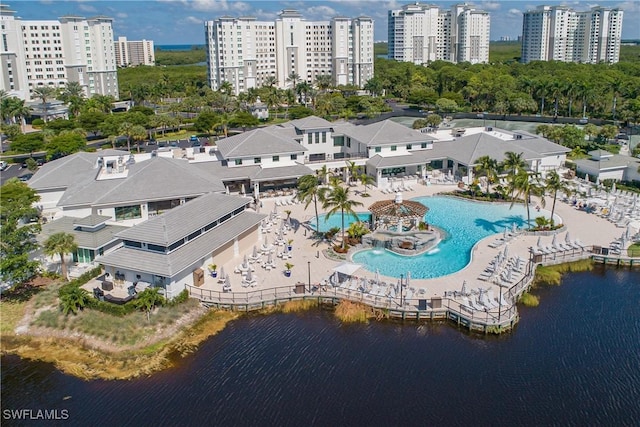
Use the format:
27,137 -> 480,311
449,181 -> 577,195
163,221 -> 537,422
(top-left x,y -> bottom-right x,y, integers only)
0,4 -> 118,101
521,5 -> 623,64
204,9 -> 374,95
388,3 -> 490,65
114,36 -> 155,67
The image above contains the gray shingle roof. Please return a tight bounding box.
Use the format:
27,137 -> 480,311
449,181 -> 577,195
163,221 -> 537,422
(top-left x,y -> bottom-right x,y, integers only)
58,157 -> 225,208
97,211 -> 266,277
191,161 -> 261,181
573,154 -> 640,171
428,133 -> 542,166
215,128 -> 306,158
367,152 -> 440,168
38,216 -> 126,250
339,120 -> 435,147
251,164 -> 314,181
28,150 -> 127,191
73,215 -> 111,227
116,192 -> 251,246
287,116 -> 334,130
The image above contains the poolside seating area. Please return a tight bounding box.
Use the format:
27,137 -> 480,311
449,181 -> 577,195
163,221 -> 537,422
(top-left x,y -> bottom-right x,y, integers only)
477,250 -> 526,287
529,232 -> 587,257
563,181 -> 640,229
445,283 -> 511,313
326,272 -> 426,308
488,225 -> 522,248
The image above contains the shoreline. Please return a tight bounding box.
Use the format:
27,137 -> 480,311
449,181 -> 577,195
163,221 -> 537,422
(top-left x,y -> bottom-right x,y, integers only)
1,258 -> 626,381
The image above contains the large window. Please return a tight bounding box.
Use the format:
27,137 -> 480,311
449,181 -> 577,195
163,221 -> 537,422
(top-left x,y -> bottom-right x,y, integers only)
333,136 -> 344,146
290,154 -> 297,160
115,205 -> 141,221
272,155 -> 279,162
391,145 -> 397,151
235,159 -> 243,165
375,147 -> 381,153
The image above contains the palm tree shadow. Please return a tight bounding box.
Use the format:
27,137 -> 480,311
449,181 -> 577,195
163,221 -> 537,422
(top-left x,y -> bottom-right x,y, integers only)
474,218 -> 501,233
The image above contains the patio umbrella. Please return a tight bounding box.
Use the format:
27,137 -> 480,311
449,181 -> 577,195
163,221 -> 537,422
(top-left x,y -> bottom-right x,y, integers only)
406,271 -> 411,288
225,275 -> 231,288
565,232 -> 572,244
285,216 -> 292,229
267,251 -> 273,264
374,269 -> 380,285
240,183 -> 245,194
245,269 -> 253,282
225,186 -> 230,195
512,222 -> 517,234
551,234 -> 557,248
219,266 -> 226,280
332,270 -> 339,285
252,245 -> 258,258
272,204 -> 278,215
536,236 -> 542,248
503,244 -> 509,259
626,225 -> 632,240
264,235 -> 269,246
585,173 -> 590,183
503,227 -> 508,239
461,280 -> 467,296
243,254 -> 248,265
507,269 -> 513,282
596,176 -> 600,186
612,182 -> 617,194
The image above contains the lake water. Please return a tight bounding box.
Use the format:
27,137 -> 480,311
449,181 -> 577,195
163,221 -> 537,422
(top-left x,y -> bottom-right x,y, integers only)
2,268 -> 639,426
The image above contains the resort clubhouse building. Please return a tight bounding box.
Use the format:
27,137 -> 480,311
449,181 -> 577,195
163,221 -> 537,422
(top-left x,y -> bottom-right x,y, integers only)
29,116 -> 571,299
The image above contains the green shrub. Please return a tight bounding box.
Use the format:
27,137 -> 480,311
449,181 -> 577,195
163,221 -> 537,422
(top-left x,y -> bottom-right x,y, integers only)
519,292 -> 539,307
167,289 -> 189,306
89,299 -> 137,316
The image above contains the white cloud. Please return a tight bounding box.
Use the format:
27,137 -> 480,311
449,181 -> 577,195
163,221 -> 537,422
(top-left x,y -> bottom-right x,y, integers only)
507,9 -> 522,18
182,16 -> 203,25
116,12 -> 128,19
78,4 -> 98,13
616,1 -> 640,13
481,1 -> 501,11
305,5 -> 338,17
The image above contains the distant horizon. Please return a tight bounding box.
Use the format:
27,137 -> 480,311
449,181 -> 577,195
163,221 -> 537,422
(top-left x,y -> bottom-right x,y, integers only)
7,1 -> 639,45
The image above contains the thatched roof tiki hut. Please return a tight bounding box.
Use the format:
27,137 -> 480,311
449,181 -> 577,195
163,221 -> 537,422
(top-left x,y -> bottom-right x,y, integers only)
368,193 -> 428,231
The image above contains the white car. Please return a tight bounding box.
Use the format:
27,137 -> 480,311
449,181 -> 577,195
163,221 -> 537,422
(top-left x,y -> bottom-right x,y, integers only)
0,161 -> 8,171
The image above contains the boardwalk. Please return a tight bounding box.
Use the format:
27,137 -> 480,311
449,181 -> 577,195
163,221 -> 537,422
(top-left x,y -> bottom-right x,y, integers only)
188,180 -> 632,333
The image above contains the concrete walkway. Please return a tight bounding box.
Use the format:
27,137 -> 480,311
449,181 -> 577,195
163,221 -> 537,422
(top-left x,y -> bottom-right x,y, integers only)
199,180 -> 627,302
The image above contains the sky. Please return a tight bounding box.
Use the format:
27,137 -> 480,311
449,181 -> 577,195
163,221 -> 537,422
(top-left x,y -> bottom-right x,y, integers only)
8,0 -> 640,45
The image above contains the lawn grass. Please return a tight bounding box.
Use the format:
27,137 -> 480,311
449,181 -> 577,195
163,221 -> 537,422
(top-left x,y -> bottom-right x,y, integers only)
628,243 -> 640,257
0,300 -> 27,335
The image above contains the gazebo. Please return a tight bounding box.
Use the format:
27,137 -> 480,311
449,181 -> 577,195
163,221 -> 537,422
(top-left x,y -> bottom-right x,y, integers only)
368,193 -> 429,231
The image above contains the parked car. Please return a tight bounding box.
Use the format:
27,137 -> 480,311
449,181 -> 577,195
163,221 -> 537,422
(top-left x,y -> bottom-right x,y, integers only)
0,161 -> 8,171
18,173 -> 34,182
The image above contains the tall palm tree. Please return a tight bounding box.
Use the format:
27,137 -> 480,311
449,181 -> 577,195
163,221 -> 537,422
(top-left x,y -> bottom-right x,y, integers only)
359,173 -> 375,195
510,170 -> 545,230
262,75 -> 277,88
131,124 -> 147,153
345,160 -> 360,186
502,151 -> 526,199
316,164 -> 332,185
43,232 -> 77,280
118,121 -> 135,152
286,72 -> 300,90
315,74 -> 333,93
32,86 -> 57,123
61,81 -> 84,101
473,155 -> 499,195
322,183 -> 363,250
297,174 -> 324,235
219,81 -> 234,96
544,170 -> 571,226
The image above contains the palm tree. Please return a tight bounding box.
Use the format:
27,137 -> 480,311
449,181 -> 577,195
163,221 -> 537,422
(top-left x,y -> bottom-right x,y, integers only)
59,286 -> 90,315
297,174 -> 324,235
32,86 -> 57,123
262,75 -> 277,88
134,287 -> 165,322
502,151 -> 526,199
131,124 -> 147,153
345,160 -> 360,186
359,173 -> 375,195
544,170 -> 571,226
315,74 -> 333,93
322,183 -> 363,250
60,81 -> 84,101
286,72 -> 300,90
316,164 -> 332,185
118,121 -> 135,152
473,155 -> 499,195
219,81 -> 234,96
510,170 -> 545,230
43,232 -> 77,280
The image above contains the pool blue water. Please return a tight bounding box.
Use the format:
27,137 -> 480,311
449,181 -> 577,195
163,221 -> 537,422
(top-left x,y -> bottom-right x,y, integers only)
310,212 -> 372,232
352,196 -> 534,279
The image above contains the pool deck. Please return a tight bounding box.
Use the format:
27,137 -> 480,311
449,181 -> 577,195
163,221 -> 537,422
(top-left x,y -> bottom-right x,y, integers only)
193,181 -> 626,311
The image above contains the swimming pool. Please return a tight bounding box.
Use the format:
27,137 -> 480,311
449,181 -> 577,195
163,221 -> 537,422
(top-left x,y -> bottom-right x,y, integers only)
309,212 -> 372,232
351,196 -> 536,279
